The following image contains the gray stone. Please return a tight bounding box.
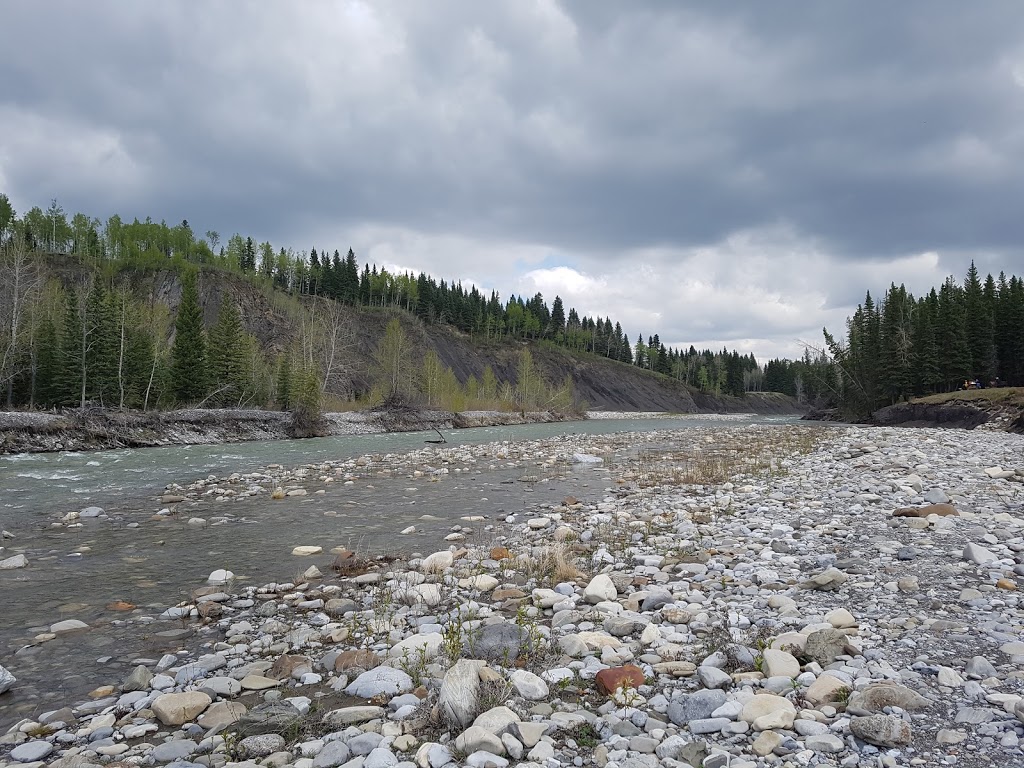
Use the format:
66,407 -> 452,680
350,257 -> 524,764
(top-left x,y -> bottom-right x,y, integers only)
463,622 -> 533,662
348,732 -> 384,756
236,734 -> 286,759
0,663 -> 16,694
695,665 -> 732,690
667,689 -> 728,725
312,740 -> 351,768
321,706 -> 385,726
364,747 -> 399,768
804,627 -> 850,666
152,740 -> 198,762
964,542 -> 997,564
0,554 -> 28,570
848,682 -> 930,713
438,659 -> 481,728
965,656 -> 998,678
235,700 -> 302,735
850,714 -> 912,748
346,667 -> 414,698
123,664 -> 153,692
508,669 -> 548,701
10,741 -> 53,762
805,734 -> 845,753
924,488 -> 950,503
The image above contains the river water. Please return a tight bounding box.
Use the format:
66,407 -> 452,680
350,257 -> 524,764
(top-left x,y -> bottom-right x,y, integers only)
0,414 -> 798,727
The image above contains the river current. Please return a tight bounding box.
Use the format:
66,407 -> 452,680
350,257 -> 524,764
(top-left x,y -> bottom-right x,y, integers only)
0,414 -> 797,727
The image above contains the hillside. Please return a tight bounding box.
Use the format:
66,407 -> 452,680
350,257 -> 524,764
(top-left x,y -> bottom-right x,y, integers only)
871,388 -> 1024,432
34,258 -> 799,414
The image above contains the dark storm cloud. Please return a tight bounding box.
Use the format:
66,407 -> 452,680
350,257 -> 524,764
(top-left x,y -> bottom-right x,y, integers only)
2,1 -> 1023,357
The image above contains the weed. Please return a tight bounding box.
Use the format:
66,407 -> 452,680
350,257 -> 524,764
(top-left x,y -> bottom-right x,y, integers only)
568,722 -> 601,749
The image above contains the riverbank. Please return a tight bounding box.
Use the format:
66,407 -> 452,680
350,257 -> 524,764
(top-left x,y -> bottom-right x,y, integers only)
0,408 -> 580,456
2,423 -> 1023,767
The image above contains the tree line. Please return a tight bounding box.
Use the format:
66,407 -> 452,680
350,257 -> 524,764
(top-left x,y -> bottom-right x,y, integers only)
821,263 -> 1024,418
0,193 -> 772,403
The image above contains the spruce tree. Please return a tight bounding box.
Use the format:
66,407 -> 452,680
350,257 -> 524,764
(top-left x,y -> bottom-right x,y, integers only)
170,271 -> 209,404
209,298 -> 246,405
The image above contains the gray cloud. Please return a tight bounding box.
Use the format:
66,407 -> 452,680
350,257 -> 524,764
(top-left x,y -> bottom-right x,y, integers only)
2,0 -> 1023,358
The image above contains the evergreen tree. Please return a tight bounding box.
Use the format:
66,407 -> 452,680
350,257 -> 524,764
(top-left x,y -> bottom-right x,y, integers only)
170,271 -> 209,403
35,314 -> 61,407
209,298 -> 247,405
964,262 -> 996,380
59,289 -> 84,406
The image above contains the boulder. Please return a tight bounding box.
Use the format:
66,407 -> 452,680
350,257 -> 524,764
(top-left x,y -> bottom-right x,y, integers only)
848,682 -> 930,713
151,691 -> 212,725
438,659 -> 481,728
0,554 -> 28,570
583,573 -> 617,604
595,664 -> 646,695
850,714 -> 912,747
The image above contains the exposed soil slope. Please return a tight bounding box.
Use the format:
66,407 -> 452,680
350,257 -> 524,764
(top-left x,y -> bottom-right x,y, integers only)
871,388 -> 1024,432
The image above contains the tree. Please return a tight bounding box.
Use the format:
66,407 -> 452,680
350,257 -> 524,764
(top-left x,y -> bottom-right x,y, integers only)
205,230 -> 220,254
209,297 -> 247,405
372,318 -> 416,402
170,271 -> 209,403
0,233 -> 42,406
549,295 -> 565,339
0,194 -> 15,244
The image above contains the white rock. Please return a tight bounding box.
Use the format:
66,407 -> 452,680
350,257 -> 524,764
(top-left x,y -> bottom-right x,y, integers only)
509,670 -> 549,701
291,545 -> 323,556
583,573 -> 617,604
421,551 -> 454,573
0,554 -> 27,569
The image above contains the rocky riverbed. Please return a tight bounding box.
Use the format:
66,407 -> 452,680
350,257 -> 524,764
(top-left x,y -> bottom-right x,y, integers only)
2,423 -> 1024,768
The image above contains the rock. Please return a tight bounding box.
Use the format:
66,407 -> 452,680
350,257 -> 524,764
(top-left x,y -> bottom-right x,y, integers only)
805,733 -> 845,753
80,505 -> 104,517
893,502 -> 958,517
667,689 -> 728,725
800,567 -> 848,591
595,664 -> 646,695
0,664 -> 16,694
848,682 -> 930,713
825,607 -> 857,629
454,726 -> 504,756
208,568 -> 234,583
151,690 -> 212,725
0,554 -> 28,569
923,488 -> 950,503
740,694 -> 796,730
291,545 -> 322,556
9,741 -> 53,763
237,734 -> 286,759
122,664 -> 153,691
235,700 -> 302,734
850,714 -> 912,747
240,674 -> 281,690
761,649 -> 800,678
509,669 -> 548,700
325,598 -> 359,617
438,659 -> 481,728
804,674 -> 850,707
695,665 -> 731,689
313,740 -> 352,768
197,701 -> 247,730
365,747 -> 399,768
472,706 -> 520,734
804,627 -> 851,666
152,740 -> 197,762
347,667 -> 414,698
421,550 -> 454,573
463,621 -> 533,662
49,619 -> 89,633
334,648 -> 381,671
322,705 -> 386,725
583,573 -> 617,603
964,542 -> 998,564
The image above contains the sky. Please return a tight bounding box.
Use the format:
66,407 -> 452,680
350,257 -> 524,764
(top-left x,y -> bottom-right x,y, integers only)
2,1 -> 1023,361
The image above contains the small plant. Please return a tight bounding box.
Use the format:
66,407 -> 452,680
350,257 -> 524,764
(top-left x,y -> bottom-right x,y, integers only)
396,645 -> 431,687
834,685 -> 852,705
568,722 -> 601,749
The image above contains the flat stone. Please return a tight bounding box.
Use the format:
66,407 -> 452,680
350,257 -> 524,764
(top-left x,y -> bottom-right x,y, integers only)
49,619 -> 89,633
346,667 -> 414,699
313,740 -> 351,768
0,554 -> 28,570
596,664 -> 646,695
291,545 -> 322,556
848,682 -> 930,713
9,742 -> 53,763
322,705 -> 385,726
667,689 -> 728,725
964,542 -> 997,564
893,502 -> 958,517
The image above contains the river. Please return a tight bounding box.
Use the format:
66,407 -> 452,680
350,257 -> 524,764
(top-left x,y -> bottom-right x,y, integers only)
0,414 -> 799,727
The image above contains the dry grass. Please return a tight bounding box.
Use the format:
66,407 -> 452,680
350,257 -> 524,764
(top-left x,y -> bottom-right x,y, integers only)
914,387 -> 1024,407
612,426 -> 821,489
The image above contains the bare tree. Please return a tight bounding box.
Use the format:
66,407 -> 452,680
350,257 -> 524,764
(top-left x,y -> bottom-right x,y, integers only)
301,299 -> 355,399
0,234 -> 42,407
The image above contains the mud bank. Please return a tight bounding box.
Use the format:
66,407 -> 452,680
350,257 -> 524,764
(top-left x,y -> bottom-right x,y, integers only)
0,408 -> 578,455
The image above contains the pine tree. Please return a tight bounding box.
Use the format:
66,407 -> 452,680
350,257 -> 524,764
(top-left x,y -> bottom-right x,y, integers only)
170,271 -> 209,403
275,353 -> 293,409
964,262 -> 996,380
59,289 -> 85,407
35,314 -> 61,407
209,298 -> 247,405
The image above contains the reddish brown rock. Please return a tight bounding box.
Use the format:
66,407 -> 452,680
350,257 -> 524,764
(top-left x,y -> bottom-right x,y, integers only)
595,664 -> 646,695
334,649 -> 381,671
269,654 -> 312,680
490,547 -> 512,561
106,600 -> 136,611
893,503 -> 958,518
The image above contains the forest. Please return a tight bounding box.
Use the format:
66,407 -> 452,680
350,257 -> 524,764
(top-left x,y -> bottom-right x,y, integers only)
2,193 -> 1018,419
0,194 -> 782,413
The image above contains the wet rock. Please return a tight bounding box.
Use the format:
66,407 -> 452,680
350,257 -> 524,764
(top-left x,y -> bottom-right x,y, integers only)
0,663 -> 16,694
0,554 -> 28,569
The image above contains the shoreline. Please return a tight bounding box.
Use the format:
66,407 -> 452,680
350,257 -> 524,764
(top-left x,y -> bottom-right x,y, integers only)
2,423 -> 1024,768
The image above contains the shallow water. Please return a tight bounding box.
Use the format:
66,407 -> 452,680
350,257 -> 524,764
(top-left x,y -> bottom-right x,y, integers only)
0,414 -> 799,726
